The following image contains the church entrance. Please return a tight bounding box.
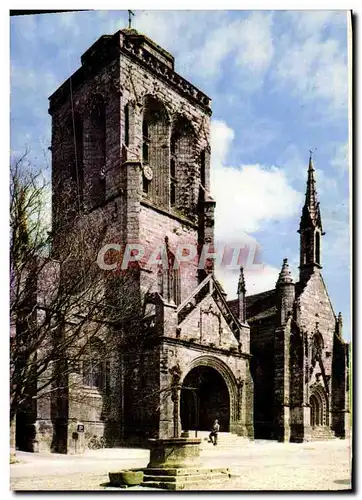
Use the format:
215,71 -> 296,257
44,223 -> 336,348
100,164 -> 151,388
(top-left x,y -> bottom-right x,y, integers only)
310,394 -> 321,426
310,388 -> 329,427
180,366 -> 230,433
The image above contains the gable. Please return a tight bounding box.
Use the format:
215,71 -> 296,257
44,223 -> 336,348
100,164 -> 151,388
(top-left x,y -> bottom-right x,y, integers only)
297,271 -> 336,371
177,293 -> 239,350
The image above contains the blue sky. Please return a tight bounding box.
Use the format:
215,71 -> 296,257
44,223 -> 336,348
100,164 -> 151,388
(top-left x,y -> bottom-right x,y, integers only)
10,10 -> 351,340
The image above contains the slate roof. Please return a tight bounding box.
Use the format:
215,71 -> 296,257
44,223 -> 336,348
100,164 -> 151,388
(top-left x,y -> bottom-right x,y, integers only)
227,279 -> 308,325
228,289 -> 277,323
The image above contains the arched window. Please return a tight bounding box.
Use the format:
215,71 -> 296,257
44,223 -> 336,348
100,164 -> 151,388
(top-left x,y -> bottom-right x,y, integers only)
90,95 -> 106,207
142,96 -> 169,206
304,231 -> 312,264
311,331 -> 324,367
170,134 -> 177,207
315,231 -> 320,265
82,339 -> 108,391
170,116 -> 196,211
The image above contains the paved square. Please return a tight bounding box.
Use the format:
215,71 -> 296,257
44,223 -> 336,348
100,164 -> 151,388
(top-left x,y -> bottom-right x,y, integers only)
10,438 -> 352,491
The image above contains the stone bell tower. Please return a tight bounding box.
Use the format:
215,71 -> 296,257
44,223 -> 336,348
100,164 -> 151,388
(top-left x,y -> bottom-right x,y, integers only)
48,25 -> 233,442
298,153 -> 325,284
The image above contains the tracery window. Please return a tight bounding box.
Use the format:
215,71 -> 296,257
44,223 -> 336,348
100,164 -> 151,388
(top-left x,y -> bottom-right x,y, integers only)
83,339 -> 107,390
169,116 -> 196,211
142,96 -> 169,206
311,331 -> 324,367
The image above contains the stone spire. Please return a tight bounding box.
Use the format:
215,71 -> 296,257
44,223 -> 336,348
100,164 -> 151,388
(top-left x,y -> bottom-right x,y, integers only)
299,152 -> 323,232
298,154 -> 324,283
276,258 -> 294,286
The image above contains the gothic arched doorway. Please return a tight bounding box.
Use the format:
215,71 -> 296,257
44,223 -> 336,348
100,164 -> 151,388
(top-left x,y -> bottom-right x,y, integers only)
310,394 -> 321,426
310,386 -> 329,427
180,365 -> 230,432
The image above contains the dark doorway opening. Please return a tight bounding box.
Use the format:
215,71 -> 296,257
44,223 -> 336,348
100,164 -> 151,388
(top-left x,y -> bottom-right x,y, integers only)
180,366 -> 230,432
15,411 -> 36,452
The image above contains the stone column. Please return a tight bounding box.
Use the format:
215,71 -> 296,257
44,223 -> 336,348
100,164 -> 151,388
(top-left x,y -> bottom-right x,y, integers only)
170,364 -> 182,438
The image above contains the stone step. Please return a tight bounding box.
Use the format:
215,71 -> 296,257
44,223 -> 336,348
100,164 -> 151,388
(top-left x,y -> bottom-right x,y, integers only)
141,467 -> 236,490
143,472 -> 230,483
141,479 -> 232,491
143,466 -> 229,476
309,427 -> 336,441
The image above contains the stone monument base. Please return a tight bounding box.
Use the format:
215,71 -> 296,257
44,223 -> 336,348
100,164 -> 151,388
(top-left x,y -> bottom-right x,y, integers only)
147,437 -> 201,468
141,466 -> 235,490
137,437 -> 236,490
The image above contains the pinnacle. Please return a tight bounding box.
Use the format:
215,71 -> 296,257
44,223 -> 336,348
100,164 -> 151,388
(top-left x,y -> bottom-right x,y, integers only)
238,266 -> 246,294
300,154 -> 323,232
277,258 -> 294,285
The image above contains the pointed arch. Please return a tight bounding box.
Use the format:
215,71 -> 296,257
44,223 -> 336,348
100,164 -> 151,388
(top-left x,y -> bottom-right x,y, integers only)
182,355 -> 238,425
82,338 -> 109,391
142,95 -> 170,206
170,114 -> 197,210
310,384 -> 329,426
311,330 -> 324,367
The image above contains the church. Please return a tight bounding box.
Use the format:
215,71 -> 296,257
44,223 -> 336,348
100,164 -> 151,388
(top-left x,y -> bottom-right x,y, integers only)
15,26 -> 349,453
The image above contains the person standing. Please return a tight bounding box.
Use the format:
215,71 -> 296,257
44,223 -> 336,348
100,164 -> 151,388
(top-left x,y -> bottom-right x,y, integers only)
209,419 -> 220,446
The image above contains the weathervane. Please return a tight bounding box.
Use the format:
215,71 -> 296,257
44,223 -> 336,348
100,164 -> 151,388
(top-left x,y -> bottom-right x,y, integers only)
128,9 -> 135,29
309,148 -> 317,160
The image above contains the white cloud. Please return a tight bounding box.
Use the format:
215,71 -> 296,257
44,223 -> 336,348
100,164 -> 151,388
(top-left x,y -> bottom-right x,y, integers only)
11,63 -> 58,97
331,142 -> 349,172
216,264 -> 281,299
285,11 -> 347,38
235,11 -> 274,75
132,11 -> 274,91
211,120 -> 303,237
187,11 -> 274,89
274,17 -> 348,116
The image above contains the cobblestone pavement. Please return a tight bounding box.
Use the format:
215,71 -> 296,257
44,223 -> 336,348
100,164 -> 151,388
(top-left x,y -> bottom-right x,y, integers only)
10,438 -> 352,491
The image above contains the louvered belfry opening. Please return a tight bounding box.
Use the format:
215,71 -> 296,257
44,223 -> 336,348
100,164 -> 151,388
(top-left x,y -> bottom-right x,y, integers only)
142,95 -> 170,207
170,115 -> 196,213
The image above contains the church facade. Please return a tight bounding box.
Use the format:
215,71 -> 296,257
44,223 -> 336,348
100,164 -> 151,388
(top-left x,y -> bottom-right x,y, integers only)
229,157 -> 350,442
14,27 -> 349,453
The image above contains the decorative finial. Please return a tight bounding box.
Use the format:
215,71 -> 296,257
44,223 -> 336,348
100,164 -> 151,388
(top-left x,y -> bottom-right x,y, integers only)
238,266 -> 246,294
128,9 -> 135,29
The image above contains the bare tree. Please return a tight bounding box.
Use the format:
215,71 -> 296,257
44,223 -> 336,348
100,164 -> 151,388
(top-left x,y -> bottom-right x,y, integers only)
9,154 -> 146,433
10,151 -> 191,455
